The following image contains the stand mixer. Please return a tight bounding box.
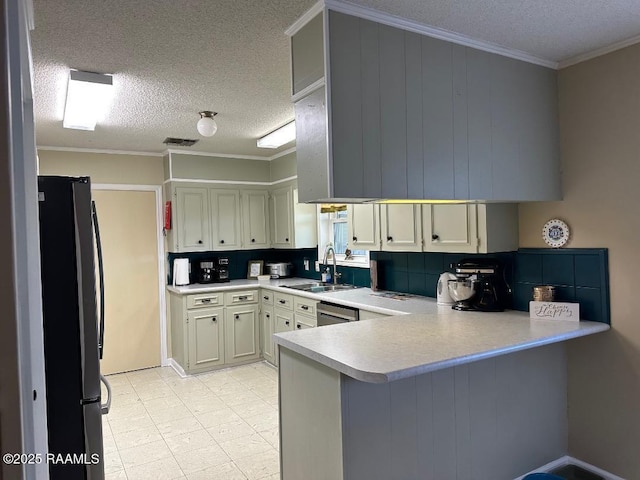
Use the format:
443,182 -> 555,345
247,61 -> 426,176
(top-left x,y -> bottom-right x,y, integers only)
448,258 -> 510,312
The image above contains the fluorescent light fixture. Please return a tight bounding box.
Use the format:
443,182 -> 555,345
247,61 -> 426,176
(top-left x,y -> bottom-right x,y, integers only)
63,70 -> 114,131
257,121 -> 295,148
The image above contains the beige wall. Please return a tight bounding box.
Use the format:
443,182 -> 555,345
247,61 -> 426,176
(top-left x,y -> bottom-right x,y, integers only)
38,150 -> 164,185
519,44 -> 640,478
170,153 -> 270,182
270,151 -> 297,182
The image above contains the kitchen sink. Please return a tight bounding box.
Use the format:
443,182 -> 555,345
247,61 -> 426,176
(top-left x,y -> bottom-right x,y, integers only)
283,282 -> 362,293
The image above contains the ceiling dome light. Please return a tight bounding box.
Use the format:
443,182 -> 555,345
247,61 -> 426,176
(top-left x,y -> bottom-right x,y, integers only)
197,111 -> 218,137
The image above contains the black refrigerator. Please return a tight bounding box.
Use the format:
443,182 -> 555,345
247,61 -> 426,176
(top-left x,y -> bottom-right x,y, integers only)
38,176 -> 110,480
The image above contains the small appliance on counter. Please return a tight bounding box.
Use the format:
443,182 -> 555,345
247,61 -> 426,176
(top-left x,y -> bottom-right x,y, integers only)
198,257 -> 229,283
436,272 -> 456,305
173,258 -> 190,286
448,258 -> 510,312
266,262 -> 293,279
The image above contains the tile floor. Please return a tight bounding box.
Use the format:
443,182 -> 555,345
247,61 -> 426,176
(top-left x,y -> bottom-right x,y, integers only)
102,361 -> 280,480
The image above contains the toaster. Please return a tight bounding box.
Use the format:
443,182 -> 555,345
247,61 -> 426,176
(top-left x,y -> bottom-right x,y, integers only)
266,262 -> 293,279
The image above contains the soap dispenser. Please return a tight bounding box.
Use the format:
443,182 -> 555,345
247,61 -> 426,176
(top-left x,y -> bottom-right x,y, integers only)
322,267 -> 331,283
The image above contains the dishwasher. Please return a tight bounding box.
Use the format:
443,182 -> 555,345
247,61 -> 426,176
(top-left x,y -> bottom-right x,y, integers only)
316,301 -> 359,326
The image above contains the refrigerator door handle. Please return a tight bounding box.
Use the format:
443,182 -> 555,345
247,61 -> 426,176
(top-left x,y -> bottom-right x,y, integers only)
92,200 -> 106,360
100,374 -> 111,415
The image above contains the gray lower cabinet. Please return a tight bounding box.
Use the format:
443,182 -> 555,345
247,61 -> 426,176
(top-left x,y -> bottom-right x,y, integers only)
169,290 -> 260,374
225,305 -> 260,364
261,306 -> 275,365
274,307 -> 295,367
187,307 -> 225,371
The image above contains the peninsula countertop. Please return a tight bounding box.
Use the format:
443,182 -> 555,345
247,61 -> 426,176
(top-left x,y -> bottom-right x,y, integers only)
273,311 -> 610,383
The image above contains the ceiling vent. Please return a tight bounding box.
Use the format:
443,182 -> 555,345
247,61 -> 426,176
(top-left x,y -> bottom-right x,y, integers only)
163,137 -> 199,147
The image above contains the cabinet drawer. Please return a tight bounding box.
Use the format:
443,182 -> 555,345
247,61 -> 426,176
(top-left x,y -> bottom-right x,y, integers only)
261,290 -> 274,305
187,293 -> 222,309
294,312 -> 317,329
294,297 -> 317,317
224,290 -> 258,306
274,292 -> 294,310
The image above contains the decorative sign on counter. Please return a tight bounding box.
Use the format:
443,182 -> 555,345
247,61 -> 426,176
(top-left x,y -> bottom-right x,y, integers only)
529,301 -> 579,321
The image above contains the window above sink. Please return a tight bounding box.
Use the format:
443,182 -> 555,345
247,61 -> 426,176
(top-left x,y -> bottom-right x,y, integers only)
317,206 -> 370,269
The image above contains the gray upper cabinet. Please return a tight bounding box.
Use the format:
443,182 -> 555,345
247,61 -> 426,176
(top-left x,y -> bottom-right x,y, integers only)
291,13 -> 324,96
289,10 -> 561,202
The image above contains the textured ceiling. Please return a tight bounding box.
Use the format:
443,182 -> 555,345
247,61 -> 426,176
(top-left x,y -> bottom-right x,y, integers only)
348,0 -> 640,63
31,0 -> 640,158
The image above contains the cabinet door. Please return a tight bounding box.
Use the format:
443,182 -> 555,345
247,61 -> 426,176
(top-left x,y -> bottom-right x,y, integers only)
380,204 -> 422,252
347,204 -> 380,250
261,306 -> 275,365
176,187 -> 210,252
210,189 -> 241,250
294,313 -> 316,330
187,307 -> 224,371
422,204 -> 478,253
274,308 -> 294,333
271,186 -> 293,248
241,190 -> 270,249
225,305 -> 260,364
273,307 -> 294,367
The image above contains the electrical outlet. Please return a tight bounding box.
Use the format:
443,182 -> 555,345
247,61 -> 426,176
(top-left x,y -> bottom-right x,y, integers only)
315,261 -> 320,272
304,259 -> 310,271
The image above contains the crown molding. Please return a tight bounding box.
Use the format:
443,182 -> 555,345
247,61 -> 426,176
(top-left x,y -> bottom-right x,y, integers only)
165,146 -> 296,161
285,1 -> 324,36
163,175 -> 298,186
269,146 -> 297,160
558,34 -> 640,69
323,0 -> 558,69
37,146 -> 164,157
164,149 -> 272,161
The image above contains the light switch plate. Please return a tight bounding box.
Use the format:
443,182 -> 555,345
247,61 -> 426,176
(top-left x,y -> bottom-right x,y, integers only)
315,261 -> 320,272
304,259 -> 309,270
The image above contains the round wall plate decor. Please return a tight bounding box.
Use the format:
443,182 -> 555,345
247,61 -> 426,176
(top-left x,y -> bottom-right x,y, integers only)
542,219 -> 570,248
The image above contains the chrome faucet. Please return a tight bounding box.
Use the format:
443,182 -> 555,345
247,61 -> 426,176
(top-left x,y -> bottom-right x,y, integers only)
322,245 -> 341,285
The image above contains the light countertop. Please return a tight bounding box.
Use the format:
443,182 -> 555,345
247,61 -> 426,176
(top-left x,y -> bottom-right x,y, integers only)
167,278 -> 440,316
273,312 -> 609,383
168,278 -> 610,383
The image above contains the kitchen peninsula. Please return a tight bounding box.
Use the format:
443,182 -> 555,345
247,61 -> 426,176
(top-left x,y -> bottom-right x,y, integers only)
273,312 -> 608,480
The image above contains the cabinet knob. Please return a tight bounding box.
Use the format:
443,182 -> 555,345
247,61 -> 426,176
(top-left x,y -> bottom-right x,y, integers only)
432,234 -> 439,241
266,314 -> 270,318
297,324 -> 301,329
220,239 -> 225,244
279,299 -> 286,304
263,296 -> 269,300
285,238 -> 289,242
212,317 -> 217,322
198,240 -> 203,244
387,236 -> 393,242
301,305 -> 309,311
251,238 -> 255,243
235,315 -> 240,320
201,298 -> 211,304
352,236 -> 357,242
285,321 -> 290,326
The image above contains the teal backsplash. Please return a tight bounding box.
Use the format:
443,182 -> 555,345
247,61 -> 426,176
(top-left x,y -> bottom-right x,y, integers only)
169,247 -> 609,324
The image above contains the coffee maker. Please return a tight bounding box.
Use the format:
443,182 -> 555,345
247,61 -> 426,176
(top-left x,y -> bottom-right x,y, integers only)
449,258 -> 510,312
197,257 -> 230,283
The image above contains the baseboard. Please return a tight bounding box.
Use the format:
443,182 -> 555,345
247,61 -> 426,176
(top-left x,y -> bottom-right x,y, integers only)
167,358 -> 187,378
513,456 -> 572,479
565,456 -> 626,480
514,455 -> 626,480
